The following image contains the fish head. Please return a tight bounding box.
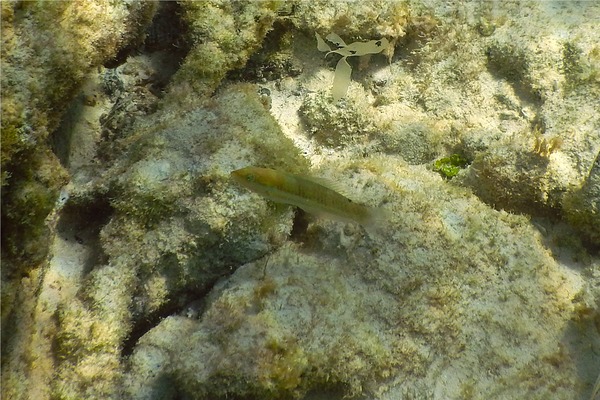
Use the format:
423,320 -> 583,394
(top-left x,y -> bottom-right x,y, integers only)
230,167 -> 279,196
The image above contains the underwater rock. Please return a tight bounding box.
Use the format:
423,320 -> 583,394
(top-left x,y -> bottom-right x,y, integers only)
563,153 -> 600,246
0,0 -> 156,270
49,84 -> 308,399
292,0 -> 411,39
299,89 -> 379,148
1,1 -> 156,398
453,14 -> 600,218
3,1 -> 599,399
169,1 -> 279,98
125,156 -> 584,399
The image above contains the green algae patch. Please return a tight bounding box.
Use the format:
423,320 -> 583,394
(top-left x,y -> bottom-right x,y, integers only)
433,154 -> 469,179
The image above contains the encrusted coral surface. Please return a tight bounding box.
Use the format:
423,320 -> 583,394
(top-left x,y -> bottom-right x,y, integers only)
2,1 -> 599,399
126,157 -> 582,399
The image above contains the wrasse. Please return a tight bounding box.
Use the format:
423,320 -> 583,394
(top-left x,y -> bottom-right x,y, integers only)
231,166 -> 385,228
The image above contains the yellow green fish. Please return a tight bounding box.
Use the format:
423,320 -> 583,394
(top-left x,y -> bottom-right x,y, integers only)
231,166 -> 384,228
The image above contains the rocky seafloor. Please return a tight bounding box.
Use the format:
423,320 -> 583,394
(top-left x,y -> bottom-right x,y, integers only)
2,1 -> 599,399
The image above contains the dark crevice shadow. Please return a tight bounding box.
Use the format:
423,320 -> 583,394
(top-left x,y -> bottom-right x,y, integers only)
56,198 -> 112,275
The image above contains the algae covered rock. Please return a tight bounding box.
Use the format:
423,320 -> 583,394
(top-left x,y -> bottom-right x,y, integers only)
563,153 -> 600,246
1,0 -> 156,268
452,12 -> 600,219
299,89 -> 379,147
1,2 -> 156,398
293,0 -> 411,39
171,1 -> 280,97
125,156 -> 583,399
101,83 -> 308,300
3,1 -> 599,399
51,83 -> 309,398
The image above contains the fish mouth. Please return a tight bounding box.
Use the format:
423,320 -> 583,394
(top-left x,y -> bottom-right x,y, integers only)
230,169 -> 249,186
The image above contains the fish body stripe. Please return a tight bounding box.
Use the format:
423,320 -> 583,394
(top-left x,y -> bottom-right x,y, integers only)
231,167 -> 372,225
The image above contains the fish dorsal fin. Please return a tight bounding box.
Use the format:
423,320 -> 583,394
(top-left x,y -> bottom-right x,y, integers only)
301,175 -> 353,198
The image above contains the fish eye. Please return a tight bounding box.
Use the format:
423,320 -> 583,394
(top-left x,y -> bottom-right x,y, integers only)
246,174 -> 255,182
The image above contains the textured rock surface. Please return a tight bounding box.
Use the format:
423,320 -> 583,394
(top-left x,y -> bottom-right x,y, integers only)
1,1 -> 157,398
126,157 -> 584,399
2,1 -> 599,399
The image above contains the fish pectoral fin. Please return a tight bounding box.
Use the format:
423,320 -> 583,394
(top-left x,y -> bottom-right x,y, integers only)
270,202 -> 293,214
